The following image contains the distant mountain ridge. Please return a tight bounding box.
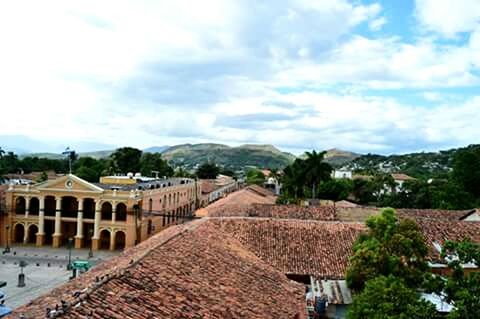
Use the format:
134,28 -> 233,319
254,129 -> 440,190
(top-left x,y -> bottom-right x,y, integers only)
160,143 -> 296,170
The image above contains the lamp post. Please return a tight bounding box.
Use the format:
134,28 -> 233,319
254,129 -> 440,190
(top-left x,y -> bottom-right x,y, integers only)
67,237 -> 73,270
4,225 -> 10,253
88,229 -> 93,258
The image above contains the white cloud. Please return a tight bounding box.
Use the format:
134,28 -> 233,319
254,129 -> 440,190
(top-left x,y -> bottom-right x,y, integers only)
369,16 -> 387,31
0,0 -> 479,155
415,0 -> 480,37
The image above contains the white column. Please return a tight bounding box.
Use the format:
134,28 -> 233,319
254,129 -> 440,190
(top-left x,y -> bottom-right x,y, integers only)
53,197 -> 61,236
25,196 -> 30,218
93,201 -> 101,239
76,199 -> 83,238
112,203 -> 116,224
38,197 -> 45,235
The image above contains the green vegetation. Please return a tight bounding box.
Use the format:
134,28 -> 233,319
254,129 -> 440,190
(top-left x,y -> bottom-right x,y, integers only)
347,208 -> 480,319
195,162 -> 220,179
245,169 -> 265,185
346,208 -> 429,291
161,143 -> 295,171
0,147 -> 175,183
438,240 -> 480,319
346,208 -> 437,318
347,275 -> 438,319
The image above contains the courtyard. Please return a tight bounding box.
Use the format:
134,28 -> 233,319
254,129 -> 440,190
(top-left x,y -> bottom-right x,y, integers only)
0,244 -> 119,309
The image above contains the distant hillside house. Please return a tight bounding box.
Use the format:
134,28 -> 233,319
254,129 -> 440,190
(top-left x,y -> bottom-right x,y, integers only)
391,173 -> 415,192
332,169 -> 353,179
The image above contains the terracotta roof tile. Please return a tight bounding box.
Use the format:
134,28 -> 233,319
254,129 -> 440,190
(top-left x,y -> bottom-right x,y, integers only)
11,220 -> 305,319
211,218 -> 365,279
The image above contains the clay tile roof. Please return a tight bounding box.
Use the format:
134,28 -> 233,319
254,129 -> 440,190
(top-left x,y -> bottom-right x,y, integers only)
244,204 -> 337,221
211,218 -> 365,279
391,173 -> 415,181
11,220 -> 305,319
206,188 -> 277,217
397,209 -> 473,221
415,219 -> 480,262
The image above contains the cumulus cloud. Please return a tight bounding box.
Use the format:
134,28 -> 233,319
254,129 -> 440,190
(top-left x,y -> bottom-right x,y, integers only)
415,0 -> 480,37
0,0 -> 479,155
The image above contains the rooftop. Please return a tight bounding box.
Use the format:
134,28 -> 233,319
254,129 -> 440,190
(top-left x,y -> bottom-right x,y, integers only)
11,219 -> 305,319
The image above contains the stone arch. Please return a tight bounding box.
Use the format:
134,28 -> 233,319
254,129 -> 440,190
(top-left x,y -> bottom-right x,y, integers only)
116,203 -> 127,221
61,196 -> 78,218
15,197 -> 26,214
29,197 -> 40,215
99,229 -> 111,250
83,198 -> 95,219
44,196 -> 56,217
27,224 -> 38,244
13,223 -> 25,243
101,202 -> 113,221
114,230 -> 126,250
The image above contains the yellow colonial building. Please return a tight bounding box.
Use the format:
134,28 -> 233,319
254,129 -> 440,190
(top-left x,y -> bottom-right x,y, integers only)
1,174 -> 199,251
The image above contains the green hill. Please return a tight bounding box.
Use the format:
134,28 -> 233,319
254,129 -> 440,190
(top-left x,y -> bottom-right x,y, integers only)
341,144 -> 480,179
160,143 -> 296,170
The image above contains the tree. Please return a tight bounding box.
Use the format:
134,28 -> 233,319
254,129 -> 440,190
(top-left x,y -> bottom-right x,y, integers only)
347,275 -> 438,319
317,179 -> 353,201
346,208 -> 430,291
36,171 -> 48,183
110,147 -> 142,174
246,169 -> 265,185
352,178 -> 377,204
452,146 -> 480,198
438,240 -> 480,319
196,162 -> 220,179
139,153 -> 173,177
304,151 -> 332,198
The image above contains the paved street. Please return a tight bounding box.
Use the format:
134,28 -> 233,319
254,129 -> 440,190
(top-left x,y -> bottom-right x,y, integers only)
0,244 -> 119,309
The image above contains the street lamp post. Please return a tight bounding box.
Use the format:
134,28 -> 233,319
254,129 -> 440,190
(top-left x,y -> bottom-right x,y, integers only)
67,237 -> 73,270
88,229 -> 93,258
4,225 -> 11,253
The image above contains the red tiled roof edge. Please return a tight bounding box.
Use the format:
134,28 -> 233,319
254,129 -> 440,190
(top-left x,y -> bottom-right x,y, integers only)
10,219 -> 207,318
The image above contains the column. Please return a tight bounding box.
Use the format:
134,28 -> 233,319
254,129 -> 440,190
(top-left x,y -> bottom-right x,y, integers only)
75,199 -> 84,249
109,231 -> 116,251
92,201 -> 101,250
37,197 -> 45,246
25,196 -> 30,218
52,197 -> 62,248
112,204 -> 117,224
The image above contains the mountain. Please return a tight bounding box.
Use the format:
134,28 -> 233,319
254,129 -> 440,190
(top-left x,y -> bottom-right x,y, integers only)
323,148 -> 360,166
160,143 -> 296,170
143,146 -> 170,153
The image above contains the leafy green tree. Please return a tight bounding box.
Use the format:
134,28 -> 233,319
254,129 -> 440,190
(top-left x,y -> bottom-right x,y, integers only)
246,169 -> 265,185
439,240 -> 480,319
196,162 -> 220,179
347,275 -> 438,319
139,153 -> 173,177
174,167 -> 193,178
75,166 -> 99,182
36,171 -> 48,183
346,208 -> 430,291
452,146 -> 480,198
352,178 -> 377,204
317,179 -> 352,201
110,147 -> 142,173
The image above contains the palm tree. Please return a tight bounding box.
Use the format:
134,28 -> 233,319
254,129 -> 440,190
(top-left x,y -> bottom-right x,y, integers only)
304,150 -> 333,198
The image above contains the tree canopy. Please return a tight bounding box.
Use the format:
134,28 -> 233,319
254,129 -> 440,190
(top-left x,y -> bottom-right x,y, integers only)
196,162 -> 220,179
347,275 -> 438,319
346,208 -> 429,291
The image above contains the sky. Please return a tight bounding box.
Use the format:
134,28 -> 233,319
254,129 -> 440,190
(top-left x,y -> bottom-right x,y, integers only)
0,0 -> 480,155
